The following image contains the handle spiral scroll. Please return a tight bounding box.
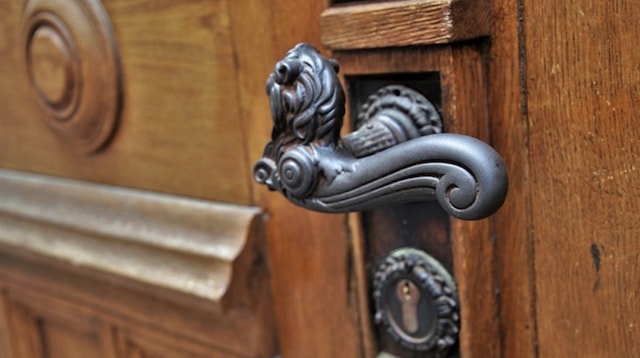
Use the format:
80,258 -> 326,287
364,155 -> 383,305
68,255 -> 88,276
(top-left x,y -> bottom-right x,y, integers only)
254,43 -> 508,220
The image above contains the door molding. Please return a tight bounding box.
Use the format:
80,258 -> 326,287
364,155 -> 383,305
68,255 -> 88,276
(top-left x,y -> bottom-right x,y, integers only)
0,169 -> 262,309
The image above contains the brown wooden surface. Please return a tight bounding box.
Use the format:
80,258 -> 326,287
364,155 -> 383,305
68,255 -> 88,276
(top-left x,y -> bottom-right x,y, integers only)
3,290 -> 119,358
0,0 -> 252,204
230,1 -> 364,357
0,294 -> 12,358
2,299 -> 45,358
0,249 -> 274,357
487,0 -> 538,357
443,46 -> 499,358
335,45 -> 501,357
320,0 -> 490,50
0,169 -> 264,308
0,148 -> 276,357
114,324 -> 231,358
524,1 -> 640,356
1,0 -> 364,357
21,0 -> 122,153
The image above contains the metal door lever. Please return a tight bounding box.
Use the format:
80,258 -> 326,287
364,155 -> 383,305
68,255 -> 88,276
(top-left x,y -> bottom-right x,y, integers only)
254,43 -> 508,220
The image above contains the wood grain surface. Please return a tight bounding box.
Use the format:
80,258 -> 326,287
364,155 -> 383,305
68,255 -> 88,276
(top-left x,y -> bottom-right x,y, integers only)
524,1 -> 640,356
0,169 -> 262,308
487,0 -> 538,356
0,251 -> 274,357
0,298 -> 11,358
0,0 -> 252,204
21,0 -> 122,153
3,290 -> 119,358
1,0 -> 364,357
229,1 -> 364,357
321,0 -> 490,50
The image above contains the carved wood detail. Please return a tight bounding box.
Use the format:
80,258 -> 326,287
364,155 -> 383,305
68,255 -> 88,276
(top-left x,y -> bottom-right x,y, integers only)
21,0 -> 122,153
2,291 -> 118,358
1,285 -> 246,357
0,169 -> 262,308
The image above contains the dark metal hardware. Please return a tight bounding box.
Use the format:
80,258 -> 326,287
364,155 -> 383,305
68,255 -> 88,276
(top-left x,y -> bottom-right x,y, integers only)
373,248 -> 459,355
342,84 -> 443,157
254,43 -> 508,220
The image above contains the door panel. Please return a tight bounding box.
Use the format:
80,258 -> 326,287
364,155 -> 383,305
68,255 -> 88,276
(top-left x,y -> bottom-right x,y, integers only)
524,1 -> 640,356
3,288 -> 118,358
0,1 -> 361,357
490,0 -> 640,357
0,0 -> 251,203
487,0 -> 537,356
0,253 -> 272,358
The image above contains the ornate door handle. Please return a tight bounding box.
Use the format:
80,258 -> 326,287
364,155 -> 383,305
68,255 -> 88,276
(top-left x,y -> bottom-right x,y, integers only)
254,44 -> 508,220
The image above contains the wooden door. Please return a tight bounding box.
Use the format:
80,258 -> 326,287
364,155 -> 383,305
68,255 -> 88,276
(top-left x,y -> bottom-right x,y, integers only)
490,0 -> 640,357
0,0 -> 639,357
0,0 -> 361,357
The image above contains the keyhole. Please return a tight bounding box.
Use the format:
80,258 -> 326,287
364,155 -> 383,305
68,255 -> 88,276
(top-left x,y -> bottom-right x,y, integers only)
396,279 -> 420,334
402,281 -> 411,299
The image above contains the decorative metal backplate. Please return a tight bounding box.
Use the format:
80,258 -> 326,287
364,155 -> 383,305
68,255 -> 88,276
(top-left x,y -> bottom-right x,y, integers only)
254,43 -> 508,220
343,85 -> 443,158
373,248 -> 459,356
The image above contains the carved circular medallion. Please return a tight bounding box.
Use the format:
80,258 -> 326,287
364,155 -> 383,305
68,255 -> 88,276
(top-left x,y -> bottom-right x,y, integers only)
22,0 -> 122,153
278,146 -> 318,197
373,248 -> 459,356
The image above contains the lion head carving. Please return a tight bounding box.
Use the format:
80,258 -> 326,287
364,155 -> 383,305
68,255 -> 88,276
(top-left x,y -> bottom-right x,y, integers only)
264,43 -> 345,161
255,43 -> 346,193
